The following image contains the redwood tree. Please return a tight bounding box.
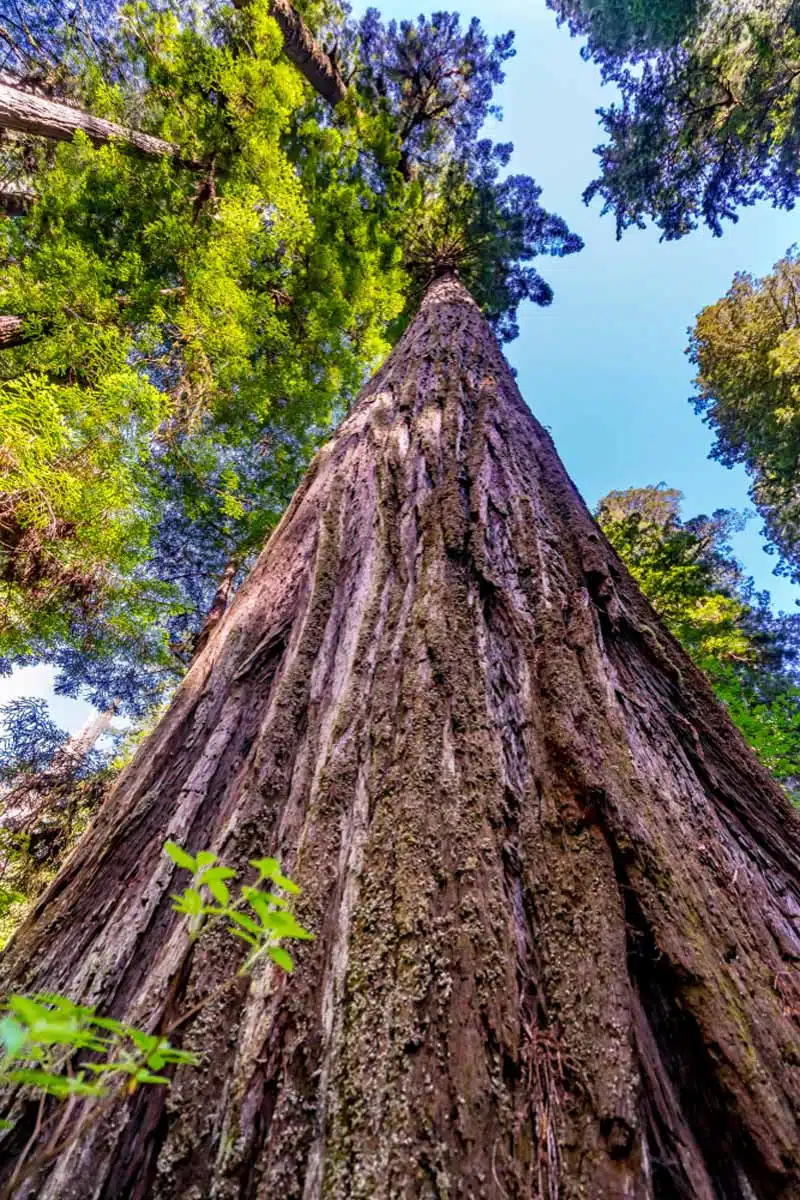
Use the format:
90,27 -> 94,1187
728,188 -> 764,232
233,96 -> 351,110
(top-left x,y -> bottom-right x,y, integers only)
1,275 -> 799,1198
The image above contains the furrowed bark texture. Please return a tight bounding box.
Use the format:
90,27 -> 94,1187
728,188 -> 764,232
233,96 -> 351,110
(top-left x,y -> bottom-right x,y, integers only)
2,276 -> 800,1199
229,0 -> 345,105
0,81 -> 180,158
266,0 -> 346,105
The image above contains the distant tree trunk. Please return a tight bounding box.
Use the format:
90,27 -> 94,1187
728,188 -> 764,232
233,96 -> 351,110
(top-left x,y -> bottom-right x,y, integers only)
0,81 -> 182,158
0,316 -> 25,349
190,557 -> 240,661
0,0 -> 343,160
251,0 -> 346,105
1,276 -> 799,1199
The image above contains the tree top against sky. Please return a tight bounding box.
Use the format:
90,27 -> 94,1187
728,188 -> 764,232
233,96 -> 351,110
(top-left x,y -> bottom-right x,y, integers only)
549,0 -> 800,239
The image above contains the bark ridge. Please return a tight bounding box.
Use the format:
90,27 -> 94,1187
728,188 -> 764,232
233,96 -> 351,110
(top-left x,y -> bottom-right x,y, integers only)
1,276 -> 799,1200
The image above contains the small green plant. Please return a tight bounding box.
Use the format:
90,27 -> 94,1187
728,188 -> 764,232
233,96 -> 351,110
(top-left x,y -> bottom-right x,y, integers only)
164,842 -> 311,974
0,841 -> 310,1197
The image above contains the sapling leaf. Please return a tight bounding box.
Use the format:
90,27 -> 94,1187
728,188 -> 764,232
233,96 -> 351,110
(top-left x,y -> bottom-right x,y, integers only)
5,1069 -> 103,1098
163,842 -> 197,872
194,851 -> 217,869
263,910 -> 314,940
127,1031 -> 159,1055
226,910 -> 263,936
0,1015 -> 27,1059
249,858 -> 300,894
134,1069 -> 170,1085
171,888 -> 204,917
268,946 -> 294,973
206,878 -> 230,905
228,928 -> 259,947
197,866 -> 236,883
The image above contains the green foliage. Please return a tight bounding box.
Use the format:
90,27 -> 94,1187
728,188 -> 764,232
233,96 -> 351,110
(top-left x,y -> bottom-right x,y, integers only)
690,248 -> 800,585
0,841 -> 309,1192
597,484 -> 800,786
0,771 -> 111,948
551,0 -> 800,238
549,0 -> 697,57
0,0 -> 408,692
165,842 -> 310,972
0,2 -> 581,718
0,995 -> 197,1100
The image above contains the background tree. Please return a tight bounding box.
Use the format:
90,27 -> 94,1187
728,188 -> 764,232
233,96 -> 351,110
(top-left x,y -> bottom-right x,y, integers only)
597,483 -> 800,789
549,0 -> 800,238
690,247 -> 800,588
0,698 -> 117,943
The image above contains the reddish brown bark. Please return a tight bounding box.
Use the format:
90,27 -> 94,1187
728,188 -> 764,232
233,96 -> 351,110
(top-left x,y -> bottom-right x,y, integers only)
190,558 -> 240,661
1,276 -> 799,1199
261,0 -> 346,106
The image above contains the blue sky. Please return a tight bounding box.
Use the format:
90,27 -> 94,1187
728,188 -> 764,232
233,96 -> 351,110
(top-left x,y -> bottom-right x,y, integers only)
2,0 -> 799,734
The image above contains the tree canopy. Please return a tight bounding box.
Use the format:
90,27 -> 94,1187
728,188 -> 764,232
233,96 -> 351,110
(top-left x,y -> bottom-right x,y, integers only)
597,483 -> 800,787
690,248 -> 800,588
0,0 -> 582,716
550,0 -> 800,238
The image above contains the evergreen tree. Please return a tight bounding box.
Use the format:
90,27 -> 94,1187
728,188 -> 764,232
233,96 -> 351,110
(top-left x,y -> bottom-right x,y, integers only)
690,248 -> 800,585
597,483 -> 800,787
550,0 -> 800,238
0,1 -> 582,718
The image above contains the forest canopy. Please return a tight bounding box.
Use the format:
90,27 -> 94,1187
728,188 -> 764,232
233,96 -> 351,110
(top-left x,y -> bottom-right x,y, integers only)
550,0 -> 800,238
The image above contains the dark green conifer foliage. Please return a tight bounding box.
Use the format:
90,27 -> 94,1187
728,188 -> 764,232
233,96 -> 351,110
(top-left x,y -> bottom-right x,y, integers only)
550,0 -> 800,238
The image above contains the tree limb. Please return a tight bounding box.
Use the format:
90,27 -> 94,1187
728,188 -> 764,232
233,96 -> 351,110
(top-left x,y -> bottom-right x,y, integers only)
233,0 -> 346,106
0,78 -> 184,158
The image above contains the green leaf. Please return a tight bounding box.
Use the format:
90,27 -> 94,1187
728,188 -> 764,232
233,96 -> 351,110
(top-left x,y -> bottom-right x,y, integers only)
228,927 -> 259,947
0,1016 -> 27,1059
268,945 -> 294,973
262,910 -> 314,941
4,1069 -> 103,1097
250,858 -> 300,894
194,851 -> 217,869
134,1069 -> 170,1085
243,887 -> 273,926
206,877 -> 230,906
226,910 -> 263,937
127,1030 -> 159,1055
163,842 -> 197,872
171,888 -> 204,917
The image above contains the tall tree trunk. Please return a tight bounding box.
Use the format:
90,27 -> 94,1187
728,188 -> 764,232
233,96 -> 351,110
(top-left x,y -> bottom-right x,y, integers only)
1,275 -> 799,1199
0,81 -> 182,158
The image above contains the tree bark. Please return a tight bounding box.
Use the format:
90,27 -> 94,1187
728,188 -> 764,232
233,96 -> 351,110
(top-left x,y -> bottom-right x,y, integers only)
229,0 -> 346,106
0,315 -> 25,349
0,81 -> 181,158
266,0 -> 346,106
0,0 -> 345,159
190,557 -> 240,662
1,275 -> 799,1199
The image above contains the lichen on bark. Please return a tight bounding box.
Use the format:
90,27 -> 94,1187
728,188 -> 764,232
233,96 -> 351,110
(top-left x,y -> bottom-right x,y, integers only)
1,275 -> 799,1199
